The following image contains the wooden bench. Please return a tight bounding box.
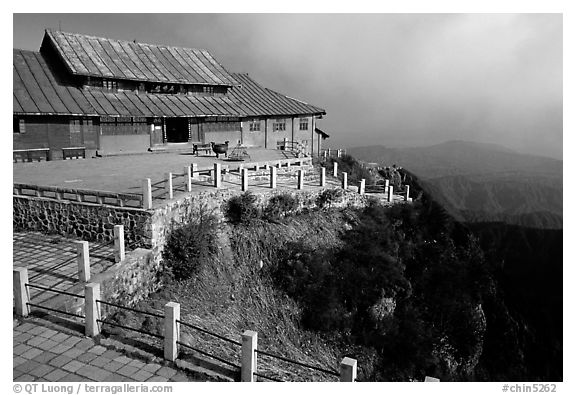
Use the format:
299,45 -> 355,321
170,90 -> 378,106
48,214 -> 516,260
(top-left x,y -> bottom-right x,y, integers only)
62,147 -> 86,160
13,148 -> 50,163
192,143 -> 212,156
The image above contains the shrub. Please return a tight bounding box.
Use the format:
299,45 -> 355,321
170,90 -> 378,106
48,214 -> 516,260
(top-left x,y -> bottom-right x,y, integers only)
316,188 -> 344,209
264,192 -> 300,220
162,214 -> 218,280
224,191 -> 260,224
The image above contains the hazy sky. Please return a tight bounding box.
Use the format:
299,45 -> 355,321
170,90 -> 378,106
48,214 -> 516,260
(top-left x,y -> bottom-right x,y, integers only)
13,13 -> 563,159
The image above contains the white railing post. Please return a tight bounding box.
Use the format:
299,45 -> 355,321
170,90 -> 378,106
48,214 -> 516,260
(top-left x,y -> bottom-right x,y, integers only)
337,149 -> 342,158
191,163 -> 198,179
270,166 -> 277,189
359,179 -> 365,195
242,168 -> 249,191
142,178 -> 152,209
214,163 -> 222,188
85,283 -> 100,337
241,330 -> 258,382
185,166 -> 192,192
388,185 -> 394,203
164,302 -> 180,362
405,185 -> 410,201
75,241 -> 90,282
342,172 -> 348,190
13,267 -> 30,318
333,162 -> 338,177
340,357 -> 357,382
165,172 -> 173,200
320,167 -> 326,187
113,225 -> 125,263
297,169 -> 304,190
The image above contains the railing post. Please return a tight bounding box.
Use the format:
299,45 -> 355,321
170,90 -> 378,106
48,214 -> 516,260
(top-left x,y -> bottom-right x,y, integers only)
333,162 -> 338,177
85,283 -> 100,337
242,168 -> 249,192
270,166 -> 277,189
241,330 -> 258,382
191,163 -> 198,179
388,185 -> 394,203
164,302 -> 180,362
340,357 -> 357,382
337,149 -> 342,158
283,137 -> 288,150
359,179 -> 365,195
320,167 -> 326,187
74,241 -> 90,282
142,178 -> 152,209
214,163 -> 222,188
165,172 -> 173,200
13,267 -> 30,318
342,172 -> 348,190
185,166 -> 192,192
297,169 -> 304,190
113,225 -> 125,263
340,357 -> 358,383
385,179 -> 390,191
405,185 -> 410,201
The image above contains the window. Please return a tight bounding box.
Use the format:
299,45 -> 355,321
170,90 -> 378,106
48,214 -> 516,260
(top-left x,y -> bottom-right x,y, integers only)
249,120 -> 260,132
103,79 -> 117,91
13,118 -> 25,134
299,118 -> 309,131
273,122 -> 286,132
203,86 -> 215,95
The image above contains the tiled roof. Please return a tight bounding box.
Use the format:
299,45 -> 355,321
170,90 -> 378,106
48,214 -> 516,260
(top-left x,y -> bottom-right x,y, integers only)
13,49 -> 325,118
43,30 -> 239,86
228,73 -> 325,117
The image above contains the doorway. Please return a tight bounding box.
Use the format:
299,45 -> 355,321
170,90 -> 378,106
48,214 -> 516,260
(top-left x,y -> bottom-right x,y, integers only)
165,118 -> 189,143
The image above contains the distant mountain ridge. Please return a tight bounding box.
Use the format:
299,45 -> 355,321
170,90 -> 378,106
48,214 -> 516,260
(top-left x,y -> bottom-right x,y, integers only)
348,141 -> 563,229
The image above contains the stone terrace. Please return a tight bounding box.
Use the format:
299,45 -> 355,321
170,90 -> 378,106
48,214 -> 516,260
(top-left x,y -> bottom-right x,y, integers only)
13,148 -> 301,195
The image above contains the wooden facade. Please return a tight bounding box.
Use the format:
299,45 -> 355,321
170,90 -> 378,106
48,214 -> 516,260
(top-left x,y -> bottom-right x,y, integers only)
14,30 -> 327,158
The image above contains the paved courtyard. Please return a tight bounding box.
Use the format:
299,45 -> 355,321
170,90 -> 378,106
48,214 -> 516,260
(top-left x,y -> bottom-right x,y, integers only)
13,148 -> 300,195
13,317 -> 195,382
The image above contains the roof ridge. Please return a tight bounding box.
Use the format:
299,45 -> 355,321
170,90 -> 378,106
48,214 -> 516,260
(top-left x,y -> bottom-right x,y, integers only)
46,29 -> 208,53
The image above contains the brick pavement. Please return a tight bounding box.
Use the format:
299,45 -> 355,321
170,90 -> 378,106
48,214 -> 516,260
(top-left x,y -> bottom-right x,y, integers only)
13,318 -> 196,382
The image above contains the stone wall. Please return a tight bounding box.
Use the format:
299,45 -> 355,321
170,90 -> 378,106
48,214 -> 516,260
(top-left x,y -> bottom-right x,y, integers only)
95,248 -> 160,309
13,196 -> 152,247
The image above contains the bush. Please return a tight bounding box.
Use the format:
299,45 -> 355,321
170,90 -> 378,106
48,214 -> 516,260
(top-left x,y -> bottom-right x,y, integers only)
224,191 -> 261,224
162,214 -> 218,280
264,193 -> 300,220
316,188 -> 344,209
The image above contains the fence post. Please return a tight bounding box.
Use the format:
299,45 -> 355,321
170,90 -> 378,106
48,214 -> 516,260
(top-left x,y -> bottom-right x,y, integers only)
283,137 -> 288,150
242,168 -> 249,192
75,241 -> 90,282
113,225 -> 125,263
13,267 -> 30,317
340,357 -> 357,382
359,179 -> 365,195
337,149 -> 342,158
342,172 -> 348,190
185,166 -> 192,192
270,166 -> 277,189
385,179 -> 390,192
297,169 -> 304,190
405,185 -> 410,202
388,185 -> 394,203
241,330 -> 258,382
85,283 -> 100,337
320,167 -> 326,187
165,172 -> 173,200
333,162 -> 338,177
142,178 -> 152,209
164,302 -> 180,362
214,163 -> 222,188
191,163 -> 198,179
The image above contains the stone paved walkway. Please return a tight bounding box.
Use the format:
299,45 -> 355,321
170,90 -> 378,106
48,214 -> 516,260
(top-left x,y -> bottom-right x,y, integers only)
13,232 -> 116,306
13,317 -> 195,382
